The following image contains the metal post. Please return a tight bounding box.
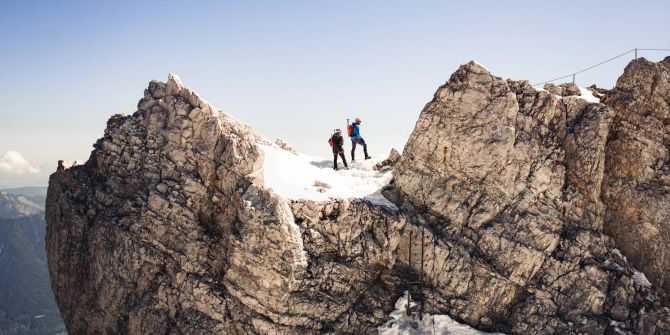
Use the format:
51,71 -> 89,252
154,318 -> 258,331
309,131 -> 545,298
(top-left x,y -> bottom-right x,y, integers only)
572,74 -> 575,84
406,230 -> 412,316
419,226 -> 424,320
635,48 -> 638,59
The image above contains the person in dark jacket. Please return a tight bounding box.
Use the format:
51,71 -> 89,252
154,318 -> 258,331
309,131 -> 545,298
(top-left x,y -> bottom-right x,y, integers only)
330,128 -> 348,170
350,117 -> 370,162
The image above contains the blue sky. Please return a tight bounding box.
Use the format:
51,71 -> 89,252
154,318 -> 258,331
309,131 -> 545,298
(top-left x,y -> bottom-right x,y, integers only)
1,0 -> 669,186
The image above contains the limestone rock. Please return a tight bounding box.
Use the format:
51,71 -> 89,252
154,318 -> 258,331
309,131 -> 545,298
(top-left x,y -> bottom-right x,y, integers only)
374,148 -> 401,171
274,138 -> 298,154
46,75 -> 407,334
47,74 -> 268,334
393,61 -> 670,334
46,62 -> 670,335
601,56 -> 670,298
588,84 -> 608,99
544,82 -> 582,97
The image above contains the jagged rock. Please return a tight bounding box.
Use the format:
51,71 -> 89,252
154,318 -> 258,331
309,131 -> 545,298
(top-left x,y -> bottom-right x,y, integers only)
46,74 -> 407,334
588,84 -> 608,98
313,180 -> 330,189
47,74 -> 268,334
393,61 -> 670,334
274,138 -> 298,154
601,56 -> 670,298
46,62 -> 670,335
374,148 -> 401,171
544,82 -> 582,97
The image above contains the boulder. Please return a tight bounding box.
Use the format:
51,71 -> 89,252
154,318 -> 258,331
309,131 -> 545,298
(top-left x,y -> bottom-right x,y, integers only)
544,82 -> 582,97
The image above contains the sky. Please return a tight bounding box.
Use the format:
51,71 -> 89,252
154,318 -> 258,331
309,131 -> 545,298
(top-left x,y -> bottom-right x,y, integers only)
0,0 -> 669,187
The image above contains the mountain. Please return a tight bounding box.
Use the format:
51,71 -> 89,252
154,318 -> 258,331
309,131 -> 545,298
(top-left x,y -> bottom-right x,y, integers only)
1,187 -> 48,211
0,186 -> 65,334
0,192 -> 44,219
1,187 -> 48,198
45,60 -> 670,335
0,215 -> 65,334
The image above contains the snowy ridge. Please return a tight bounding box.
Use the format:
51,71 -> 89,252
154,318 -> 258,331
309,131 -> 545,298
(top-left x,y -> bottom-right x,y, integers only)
378,292 -> 506,335
542,85 -> 601,103
258,144 -> 395,208
577,86 -> 600,103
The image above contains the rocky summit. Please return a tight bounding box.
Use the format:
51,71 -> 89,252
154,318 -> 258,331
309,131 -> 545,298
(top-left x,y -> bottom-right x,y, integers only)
601,57 -> 670,300
46,58 -> 670,334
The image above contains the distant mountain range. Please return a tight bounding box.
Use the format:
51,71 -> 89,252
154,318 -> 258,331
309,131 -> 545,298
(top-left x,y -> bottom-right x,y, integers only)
0,186 -> 65,335
0,192 -> 44,219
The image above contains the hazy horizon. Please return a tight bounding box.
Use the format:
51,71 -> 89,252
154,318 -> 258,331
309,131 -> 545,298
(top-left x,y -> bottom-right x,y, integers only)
1,0 -> 669,186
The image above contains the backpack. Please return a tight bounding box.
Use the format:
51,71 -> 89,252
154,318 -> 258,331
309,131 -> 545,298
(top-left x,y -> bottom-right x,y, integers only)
347,124 -> 354,137
328,137 -> 333,147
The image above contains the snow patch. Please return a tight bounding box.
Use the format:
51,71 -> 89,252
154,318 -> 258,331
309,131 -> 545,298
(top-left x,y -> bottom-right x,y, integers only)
378,292 -> 505,335
578,86 -> 600,103
611,249 -> 652,287
609,319 -> 632,335
540,85 -> 600,103
258,144 -> 395,208
472,61 -> 491,72
632,270 -> 652,288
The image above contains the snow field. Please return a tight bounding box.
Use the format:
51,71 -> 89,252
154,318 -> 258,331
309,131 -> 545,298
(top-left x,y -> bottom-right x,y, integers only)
258,144 -> 395,207
377,292 -> 505,335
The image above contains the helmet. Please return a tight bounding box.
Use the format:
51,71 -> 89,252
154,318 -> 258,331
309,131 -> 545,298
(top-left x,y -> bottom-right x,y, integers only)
355,117 -> 361,123
335,128 -> 341,133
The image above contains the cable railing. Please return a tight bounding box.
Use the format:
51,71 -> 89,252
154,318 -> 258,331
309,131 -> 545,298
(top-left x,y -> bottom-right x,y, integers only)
532,48 -> 670,87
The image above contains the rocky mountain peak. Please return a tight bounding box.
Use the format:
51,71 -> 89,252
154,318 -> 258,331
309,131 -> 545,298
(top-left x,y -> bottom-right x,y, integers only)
601,55 -> 670,299
46,62 -> 670,334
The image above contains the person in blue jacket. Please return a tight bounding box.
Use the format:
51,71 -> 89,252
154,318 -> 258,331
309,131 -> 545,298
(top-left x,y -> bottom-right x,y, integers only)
350,117 -> 370,161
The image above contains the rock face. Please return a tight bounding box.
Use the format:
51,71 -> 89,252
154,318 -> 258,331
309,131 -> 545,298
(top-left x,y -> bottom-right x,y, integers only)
46,74 -> 405,334
47,63 -> 670,335
393,61 -> 669,334
601,57 -> 670,297
544,82 -> 582,97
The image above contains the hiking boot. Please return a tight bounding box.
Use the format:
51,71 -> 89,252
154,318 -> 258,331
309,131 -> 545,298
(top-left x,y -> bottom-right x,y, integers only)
365,155 -> 372,160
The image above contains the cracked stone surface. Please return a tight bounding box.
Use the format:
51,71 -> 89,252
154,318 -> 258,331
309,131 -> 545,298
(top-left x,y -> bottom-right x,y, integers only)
46,74 -> 407,334
46,62 -> 670,335
393,61 -> 670,334
601,56 -> 670,298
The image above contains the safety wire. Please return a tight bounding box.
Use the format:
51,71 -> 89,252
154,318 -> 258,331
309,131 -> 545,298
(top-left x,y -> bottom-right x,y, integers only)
532,48 -> 670,86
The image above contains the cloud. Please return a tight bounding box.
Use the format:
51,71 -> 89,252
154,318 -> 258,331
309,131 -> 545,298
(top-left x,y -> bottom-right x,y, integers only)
0,151 -> 40,174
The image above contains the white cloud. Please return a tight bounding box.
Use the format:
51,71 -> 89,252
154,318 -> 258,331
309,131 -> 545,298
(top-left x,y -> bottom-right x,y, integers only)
0,151 -> 40,174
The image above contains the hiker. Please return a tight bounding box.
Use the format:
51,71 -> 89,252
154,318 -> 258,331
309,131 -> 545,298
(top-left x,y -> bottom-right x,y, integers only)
349,117 -> 370,161
329,128 -> 348,170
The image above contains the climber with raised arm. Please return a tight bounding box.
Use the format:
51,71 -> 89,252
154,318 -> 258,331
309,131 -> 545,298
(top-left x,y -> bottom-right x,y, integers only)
348,117 -> 370,162
328,128 -> 348,170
